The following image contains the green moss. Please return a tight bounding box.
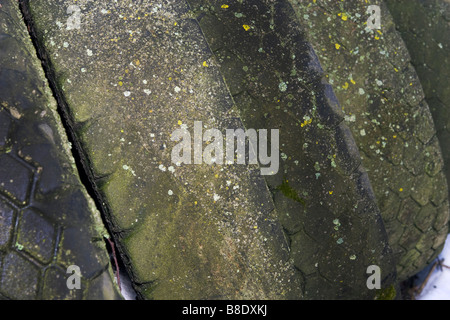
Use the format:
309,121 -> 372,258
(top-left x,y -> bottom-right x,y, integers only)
374,285 -> 397,300
277,179 -> 306,206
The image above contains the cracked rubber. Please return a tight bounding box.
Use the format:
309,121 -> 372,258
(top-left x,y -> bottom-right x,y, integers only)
289,0 -> 449,280
0,0 -> 121,300
18,0 -> 400,299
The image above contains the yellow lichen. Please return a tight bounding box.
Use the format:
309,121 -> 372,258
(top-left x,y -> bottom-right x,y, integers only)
300,118 -> 313,127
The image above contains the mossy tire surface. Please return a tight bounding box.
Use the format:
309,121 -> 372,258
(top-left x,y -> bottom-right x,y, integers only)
386,0 -> 450,230
189,0 -> 399,298
18,0 -> 401,299
8,0 -> 449,299
289,0 -> 449,281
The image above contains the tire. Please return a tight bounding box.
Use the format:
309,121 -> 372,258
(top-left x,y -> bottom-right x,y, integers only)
0,0 -> 121,300
190,0 -> 398,299
289,0 -> 449,280
18,0 -> 399,299
385,0 -> 450,231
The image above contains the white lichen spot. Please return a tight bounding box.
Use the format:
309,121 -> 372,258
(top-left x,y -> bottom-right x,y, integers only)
144,89 -> 151,95
344,114 -> 356,122
359,88 -> 365,95
333,219 -> 341,230
124,91 -> 131,97
122,165 -> 130,170
330,158 -> 337,168
314,162 -> 321,171
158,164 -> 166,172
86,49 -> 93,56
350,255 -> 357,260
81,68 -> 86,73
213,193 -> 221,202
168,166 -> 175,173
279,82 -> 288,92
9,107 -> 21,120
63,42 -> 69,48
360,129 -> 366,136
174,86 -> 181,93
168,190 -> 173,196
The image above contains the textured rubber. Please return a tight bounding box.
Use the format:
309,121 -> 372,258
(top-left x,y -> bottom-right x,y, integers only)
0,0 -> 121,300
189,0 -> 398,299
21,0 -> 305,299
289,0 -> 449,280
386,0 -> 450,226
19,0 -> 400,299
6,0 -> 447,299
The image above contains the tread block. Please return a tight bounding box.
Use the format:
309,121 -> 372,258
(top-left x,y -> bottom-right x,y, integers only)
0,154 -> 33,205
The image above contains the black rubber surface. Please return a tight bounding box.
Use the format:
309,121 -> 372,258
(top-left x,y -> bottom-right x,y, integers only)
0,0 -> 121,300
